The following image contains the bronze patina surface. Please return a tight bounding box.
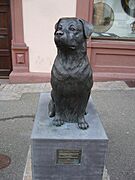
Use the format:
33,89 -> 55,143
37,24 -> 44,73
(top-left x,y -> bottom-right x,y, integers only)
49,18 -> 93,130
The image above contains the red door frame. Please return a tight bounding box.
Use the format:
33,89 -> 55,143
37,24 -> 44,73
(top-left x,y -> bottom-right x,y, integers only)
9,0 -> 29,82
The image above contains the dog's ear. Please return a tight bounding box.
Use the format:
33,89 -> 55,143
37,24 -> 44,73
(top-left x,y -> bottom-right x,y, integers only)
55,18 -> 62,30
79,19 -> 93,39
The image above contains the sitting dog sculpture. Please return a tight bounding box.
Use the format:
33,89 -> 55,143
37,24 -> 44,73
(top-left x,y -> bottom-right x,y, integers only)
48,17 -> 93,130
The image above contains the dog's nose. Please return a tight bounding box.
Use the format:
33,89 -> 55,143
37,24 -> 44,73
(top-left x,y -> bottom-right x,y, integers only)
56,30 -> 64,36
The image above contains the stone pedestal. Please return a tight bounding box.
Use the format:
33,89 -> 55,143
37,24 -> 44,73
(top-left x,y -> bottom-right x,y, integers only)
31,93 -> 108,180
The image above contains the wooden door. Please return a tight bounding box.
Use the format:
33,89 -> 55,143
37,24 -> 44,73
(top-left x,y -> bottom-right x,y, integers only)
0,0 -> 12,78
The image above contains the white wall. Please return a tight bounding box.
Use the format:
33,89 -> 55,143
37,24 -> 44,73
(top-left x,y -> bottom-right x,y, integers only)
22,0 -> 76,73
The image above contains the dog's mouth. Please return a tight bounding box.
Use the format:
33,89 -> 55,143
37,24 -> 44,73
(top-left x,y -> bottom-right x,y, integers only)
55,37 -> 77,50
69,45 -> 76,50
56,43 -> 76,50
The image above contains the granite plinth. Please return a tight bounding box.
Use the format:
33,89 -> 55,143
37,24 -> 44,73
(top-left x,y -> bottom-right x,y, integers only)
31,93 -> 108,180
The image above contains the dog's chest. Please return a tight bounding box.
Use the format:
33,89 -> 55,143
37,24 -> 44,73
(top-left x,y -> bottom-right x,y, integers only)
52,57 -> 90,82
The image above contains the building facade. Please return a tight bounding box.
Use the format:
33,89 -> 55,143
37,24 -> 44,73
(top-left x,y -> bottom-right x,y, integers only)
0,0 -> 135,83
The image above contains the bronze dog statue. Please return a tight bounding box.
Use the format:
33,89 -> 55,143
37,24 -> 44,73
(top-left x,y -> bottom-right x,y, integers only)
48,17 -> 93,130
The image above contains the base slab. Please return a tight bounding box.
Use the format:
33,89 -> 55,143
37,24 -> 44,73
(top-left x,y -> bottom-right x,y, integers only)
31,93 -> 108,180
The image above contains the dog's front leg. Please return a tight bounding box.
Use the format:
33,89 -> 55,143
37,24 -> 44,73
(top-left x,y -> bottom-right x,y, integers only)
53,113 -> 64,126
78,116 -> 89,130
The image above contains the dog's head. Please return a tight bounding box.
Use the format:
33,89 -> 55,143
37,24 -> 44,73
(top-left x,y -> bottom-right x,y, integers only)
54,18 -> 93,50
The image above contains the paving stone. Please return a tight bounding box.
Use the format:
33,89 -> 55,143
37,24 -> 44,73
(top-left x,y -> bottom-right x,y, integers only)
0,83 -> 51,101
0,81 -> 133,101
93,81 -> 128,90
0,84 -> 6,91
0,91 -> 21,100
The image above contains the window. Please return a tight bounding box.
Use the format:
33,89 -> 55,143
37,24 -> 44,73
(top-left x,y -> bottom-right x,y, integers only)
92,0 -> 135,40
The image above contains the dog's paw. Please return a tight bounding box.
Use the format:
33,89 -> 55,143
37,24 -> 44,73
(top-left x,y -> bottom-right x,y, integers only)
78,118 -> 89,130
53,118 -> 64,126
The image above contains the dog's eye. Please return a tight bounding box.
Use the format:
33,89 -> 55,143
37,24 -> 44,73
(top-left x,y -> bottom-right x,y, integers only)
69,25 -> 76,31
57,25 -> 62,30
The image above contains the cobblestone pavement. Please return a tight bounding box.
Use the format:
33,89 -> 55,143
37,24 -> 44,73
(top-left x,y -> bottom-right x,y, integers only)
0,81 -> 131,101
0,83 -> 51,100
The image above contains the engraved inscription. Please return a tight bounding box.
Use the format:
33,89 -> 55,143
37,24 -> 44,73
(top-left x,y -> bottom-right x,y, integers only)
56,149 -> 82,165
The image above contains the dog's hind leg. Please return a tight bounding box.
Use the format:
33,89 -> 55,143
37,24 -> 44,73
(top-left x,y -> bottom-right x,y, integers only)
48,90 -> 55,117
48,99 -> 55,117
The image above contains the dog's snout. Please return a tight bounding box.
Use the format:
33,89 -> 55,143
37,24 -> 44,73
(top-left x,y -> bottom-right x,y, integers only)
56,30 -> 64,36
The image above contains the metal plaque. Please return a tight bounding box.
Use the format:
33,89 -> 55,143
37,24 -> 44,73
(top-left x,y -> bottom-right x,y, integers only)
56,149 -> 82,165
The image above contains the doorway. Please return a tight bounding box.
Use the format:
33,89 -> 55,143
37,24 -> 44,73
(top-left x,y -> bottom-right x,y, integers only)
0,0 -> 12,78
